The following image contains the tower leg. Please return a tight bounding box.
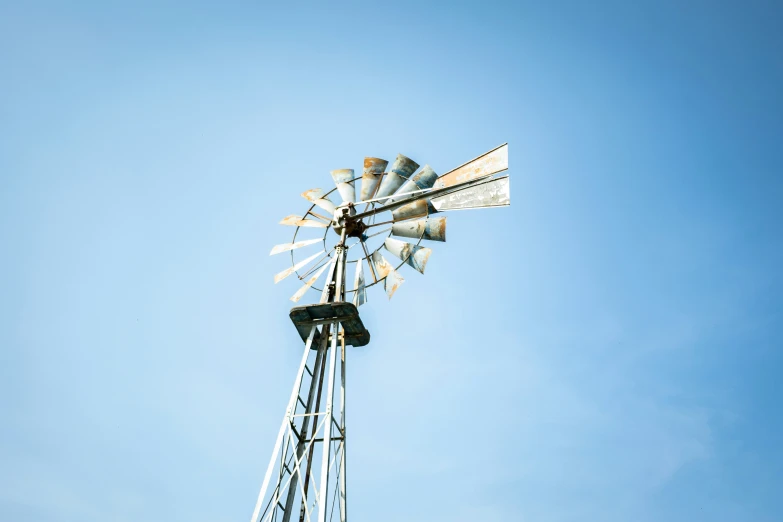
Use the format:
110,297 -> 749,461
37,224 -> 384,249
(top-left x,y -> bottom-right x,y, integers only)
251,247 -> 353,522
250,326 -> 319,522
338,334 -> 347,522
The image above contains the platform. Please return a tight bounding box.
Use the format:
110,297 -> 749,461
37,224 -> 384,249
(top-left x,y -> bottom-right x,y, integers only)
289,301 -> 371,348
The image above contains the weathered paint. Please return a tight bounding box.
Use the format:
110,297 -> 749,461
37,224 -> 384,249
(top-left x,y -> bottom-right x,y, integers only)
433,143 -> 508,189
374,154 -> 419,200
390,165 -> 438,202
391,216 -> 447,242
274,250 -> 325,284
330,169 -> 356,203
353,260 -> 366,307
352,172 -> 494,222
270,237 -> 323,256
431,176 -> 510,211
360,157 -> 388,201
290,263 -> 329,302
301,188 -> 337,214
391,199 -> 435,222
289,301 -> 370,347
370,251 -> 405,299
383,237 -> 432,274
279,214 -> 329,228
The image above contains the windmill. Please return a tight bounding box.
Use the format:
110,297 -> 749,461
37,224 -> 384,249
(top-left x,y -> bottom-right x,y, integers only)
252,144 -> 510,522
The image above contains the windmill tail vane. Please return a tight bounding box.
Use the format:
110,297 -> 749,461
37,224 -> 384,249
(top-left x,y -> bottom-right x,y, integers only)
251,143 -> 510,522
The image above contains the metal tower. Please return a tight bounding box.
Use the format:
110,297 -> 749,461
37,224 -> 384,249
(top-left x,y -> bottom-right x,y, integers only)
252,144 -> 510,522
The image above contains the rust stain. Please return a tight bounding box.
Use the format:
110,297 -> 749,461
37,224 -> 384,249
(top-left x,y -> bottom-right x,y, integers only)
434,143 -> 508,189
370,251 -> 405,299
279,214 -> 329,228
384,237 -> 432,274
392,199 -> 431,222
363,157 -> 388,175
391,216 -> 446,242
301,187 -> 336,213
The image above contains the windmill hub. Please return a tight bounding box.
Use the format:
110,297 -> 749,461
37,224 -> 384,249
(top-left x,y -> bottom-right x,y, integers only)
331,203 -> 366,238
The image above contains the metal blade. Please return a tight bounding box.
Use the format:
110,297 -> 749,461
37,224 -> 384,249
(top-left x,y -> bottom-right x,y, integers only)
279,214 -> 329,228
391,216 -> 446,242
274,250 -> 325,284
384,238 -> 432,274
352,173 -> 492,222
301,188 -> 337,214
374,154 -> 419,201
371,251 -> 405,299
433,143 -> 508,189
270,237 -> 322,256
391,199 -> 437,222
360,157 -> 388,201
389,165 -> 438,202
431,176 -> 510,211
330,169 -> 355,203
290,262 -> 329,302
353,260 -> 366,306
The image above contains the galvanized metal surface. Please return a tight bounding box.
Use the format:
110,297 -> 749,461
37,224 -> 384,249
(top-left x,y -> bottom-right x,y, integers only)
330,169 -> 355,203
370,250 -> 404,298
383,237 -> 432,274
431,175 -> 510,211
352,260 -> 366,307
280,214 -> 329,228
352,172 -> 494,222
391,199 -> 436,222
301,188 -> 337,214
250,325 -> 318,522
374,154 -> 419,200
271,238 -> 323,256
391,216 -> 447,242
275,251 -> 325,284
360,157 -> 387,202
433,143 -> 508,189
390,164 -> 438,202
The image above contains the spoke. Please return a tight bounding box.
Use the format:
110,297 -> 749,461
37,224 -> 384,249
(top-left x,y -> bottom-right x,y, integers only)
363,219 -> 394,229
307,210 -> 333,223
298,248 -> 335,279
360,240 -> 378,283
359,186 -> 433,205
363,227 -> 392,240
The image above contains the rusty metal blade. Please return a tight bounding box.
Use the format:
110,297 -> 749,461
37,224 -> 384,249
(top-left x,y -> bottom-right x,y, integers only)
330,169 -> 355,203
360,157 -> 388,201
353,260 -> 366,306
279,214 -> 329,228
301,188 -> 337,214
270,237 -> 322,256
391,216 -> 446,242
390,165 -> 438,202
290,263 -> 329,302
433,143 -> 508,189
274,250 -> 325,284
371,251 -> 404,299
391,199 -> 437,222
384,238 -> 432,274
431,176 -> 510,211
352,173 -> 492,222
374,154 -> 419,200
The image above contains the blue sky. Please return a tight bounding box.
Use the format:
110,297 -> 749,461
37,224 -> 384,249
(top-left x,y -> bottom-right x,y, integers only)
1,1 -> 781,521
